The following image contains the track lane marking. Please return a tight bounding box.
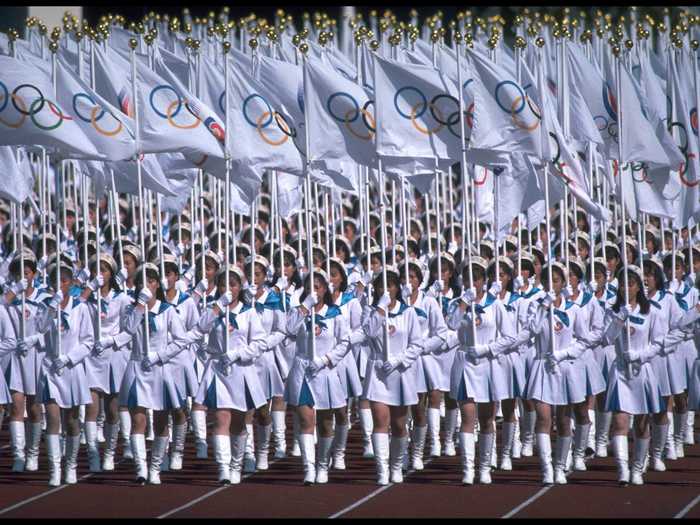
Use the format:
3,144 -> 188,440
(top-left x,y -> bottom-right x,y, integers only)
675,494 -> 700,519
501,486 -> 553,519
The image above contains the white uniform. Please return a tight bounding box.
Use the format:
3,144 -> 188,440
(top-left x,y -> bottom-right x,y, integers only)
252,289 -> 287,399
84,289 -> 133,394
671,282 -> 698,389
410,292 -> 450,393
571,291 -> 607,397
495,290 -> 528,399
164,291 -> 201,397
0,305 -> 16,403
285,303 -> 351,410
362,302 -> 424,406
194,302 -> 268,411
648,289 -> 687,397
36,297 -> 94,408
334,291 -> 364,398
118,300 -> 189,410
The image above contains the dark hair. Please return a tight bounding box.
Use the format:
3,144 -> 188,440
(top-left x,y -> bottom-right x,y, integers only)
49,266 -> 73,289
299,271 -> 333,307
642,261 -> 665,294
134,268 -> 166,303
487,262 -> 514,293
568,263 -> 584,281
613,270 -> 649,315
371,272 -> 402,305
89,259 -> 119,292
427,258 -> 460,297
540,266 -> 566,292
400,263 -> 423,285
9,257 -> 37,278
461,265 -> 485,287
329,259 -> 348,293
216,270 -> 247,304
272,252 -> 302,290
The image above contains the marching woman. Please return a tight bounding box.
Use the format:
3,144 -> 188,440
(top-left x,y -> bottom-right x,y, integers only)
424,254 -> 460,458
2,251 -> 50,472
601,265 -> 676,485
245,254 -> 288,472
0,293 -> 17,454
161,254 -> 202,471
643,258 -> 687,472
446,256 -> 518,485
399,259 -> 449,470
36,262 -> 94,486
194,264 -> 268,484
327,257 -> 365,470
519,261 -> 598,485
119,263 -> 189,485
361,266 -> 423,485
119,245 -> 141,298
81,254 -> 133,472
284,268 -> 352,484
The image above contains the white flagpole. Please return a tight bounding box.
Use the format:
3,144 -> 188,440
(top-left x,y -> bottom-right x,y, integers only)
89,35 -> 102,342
48,39 -> 62,361
223,38 -> 232,356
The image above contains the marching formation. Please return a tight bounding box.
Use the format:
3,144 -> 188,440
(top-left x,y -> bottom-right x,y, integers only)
1,6 -> 700,492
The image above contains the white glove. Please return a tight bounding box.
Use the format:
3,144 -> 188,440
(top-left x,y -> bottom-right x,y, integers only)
561,285 -> 573,300
296,257 -> 306,272
99,335 -> 115,349
160,277 -> 170,292
195,278 -> 209,295
48,290 -> 64,310
427,279 -> 444,298
217,250 -> 225,262
266,267 -> 275,282
552,348 -> 570,362
541,291 -> 555,309
216,291 -> 233,311
614,305 -> 630,323
51,354 -> 70,374
381,355 -> 402,374
10,278 -> 28,296
328,282 -> 335,294
75,267 -> 90,285
115,267 -> 128,287
360,271 -> 373,287
513,275 -> 525,290
87,274 -> 105,292
174,242 -> 186,258
244,284 -> 258,303
175,279 -> 188,293
182,267 -> 195,285
222,349 -> 240,365
488,281 -> 502,296
287,284 -> 296,296
302,292 -> 318,311
37,255 -> 48,271
401,283 -> 413,302
448,241 -> 458,254
23,333 -> 41,349
306,355 -> 328,377
275,276 -> 288,291
92,341 -> 106,357
377,292 -> 391,311
137,288 -> 153,306
461,287 -> 477,305
625,349 -> 641,363
141,351 -> 160,371
466,344 -> 490,359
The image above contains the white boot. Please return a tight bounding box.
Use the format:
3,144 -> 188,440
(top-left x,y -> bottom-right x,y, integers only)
478,432 -> 494,484
148,436 -> 169,485
536,433 -> 554,485
427,408 -> 442,457
299,433 -> 316,485
372,433 -> 390,486
572,423 -> 591,471
191,409 -> 208,459
665,412 -> 677,460
674,411 -> 687,459
390,436 -> 407,483
213,434 -> 232,484
631,437 -> 649,486
119,410 -> 133,460
10,421 -> 26,472
443,409 -> 458,456
25,422 -> 42,472
46,434 -> 62,487
255,423 -> 272,471
587,410 -> 596,453
595,410 -> 612,457
411,425 -> 427,470
500,422 -> 516,471
146,409 -> 155,441
359,408 -> 374,458
521,410 -> 536,457
612,435 -> 630,485
685,411 -> 695,445
651,423 -> 668,472
243,423 -> 256,473
332,424 -> 349,470
291,412 -> 302,457
85,421 -> 101,473
130,433 -> 148,484
64,435 -> 80,484
459,432 -> 475,485
169,423 -> 187,470
229,431 -> 247,484
102,422 -> 119,471
271,410 -> 287,459
553,435 -> 572,484
316,436 -> 333,484
512,413 -> 522,459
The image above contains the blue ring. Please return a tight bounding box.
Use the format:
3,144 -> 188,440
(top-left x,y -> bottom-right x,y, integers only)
327,92 -> 360,123
218,90 -> 226,115
150,85 -> 182,119
72,93 -> 105,123
494,80 -> 525,114
394,86 -> 427,119
242,93 -> 273,128
0,80 -> 8,113
12,84 -> 44,116
593,115 -> 608,131
602,83 -> 617,122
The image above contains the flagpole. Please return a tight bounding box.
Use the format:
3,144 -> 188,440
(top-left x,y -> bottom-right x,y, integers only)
223,39 -> 232,357
456,33 -> 477,346
129,37 -> 151,357
299,41 -> 316,361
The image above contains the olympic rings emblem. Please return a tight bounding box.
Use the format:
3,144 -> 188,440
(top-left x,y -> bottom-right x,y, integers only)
240,92 -> 305,155
393,86 -> 470,138
149,84 -> 201,130
72,93 -> 126,137
493,80 -> 541,132
326,91 -> 375,141
474,166 -> 488,186
0,81 -> 72,131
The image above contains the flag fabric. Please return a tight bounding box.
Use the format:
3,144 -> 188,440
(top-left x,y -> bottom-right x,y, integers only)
0,146 -> 34,203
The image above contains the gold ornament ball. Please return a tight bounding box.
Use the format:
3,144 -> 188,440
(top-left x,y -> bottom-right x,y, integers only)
299,42 -> 309,54
249,38 -> 258,49
535,37 -> 545,47
128,38 -> 138,49
369,39 -> 379,51
625,39 -> 633,49
692,39 -> 699,50
48,41 -> 59,53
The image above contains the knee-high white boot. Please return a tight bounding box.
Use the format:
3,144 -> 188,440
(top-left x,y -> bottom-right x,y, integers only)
390,435 -> 408,483
213,434 -> 232,484
427,407 -> 441,457
46,433 -> 62,487
271,410 -> 287,459
191,409 -> 208,459
665,412 -> 677,460
332,424 -> 349,470
572,423 -> 591,471
500,422 -> 516,471
650,423 -> 668,471
443,408 -> 458,456
243,423 -> 256,472
359,408 -> 374,458
521,410 -> 536,457
85,421 -> 101,473
169,423 -> 187,470
148,436 -> 169,485
130,433 -> 148,484
673,411 -> 688,458
410,425 -> 427,470
64,435 -> 81,484
10,421 -> 26,472
255,423 -> 272,471
299,433 -> 316,485
595,410 -> 612,458
478,432 -> 494,484
291,412 -> 302,457
316,436 -> 333,484
685,411 -> 695,445
102,422 -> 119,471
119,410 -> 133,460
631,437 -> 650,485
229,431 -> 247,484
612,435 -> 630,484
536,433 -> 554,485
372,432 -> 390,486
553,435 -> 572,484
24,422 -> 42,472
587,409 -> 596,452
459,432 -> 475,485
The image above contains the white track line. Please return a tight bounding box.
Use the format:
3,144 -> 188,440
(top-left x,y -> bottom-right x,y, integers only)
328,458 -> 435,519
675,494 -> 700,519
501,486 -> 553,519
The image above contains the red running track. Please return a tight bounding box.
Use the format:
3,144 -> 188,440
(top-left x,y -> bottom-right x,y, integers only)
0,417 -> 699,518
